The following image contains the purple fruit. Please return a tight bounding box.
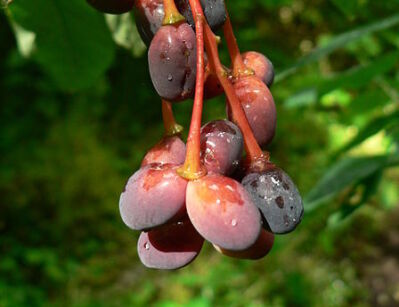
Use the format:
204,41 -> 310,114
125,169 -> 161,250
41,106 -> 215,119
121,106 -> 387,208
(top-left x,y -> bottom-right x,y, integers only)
200,120 -> 243,175
138,217 -> 204,269
213,229 -> 274,260
186,174 -> 262,251
119,163 -> 187,230
141,136 -> 186,167
242,51 -> 275,87
176,0 -> 227,32
242,165 -> 303,234
148,23 -> 197,102
133,0 -> 164,46
227,76 -> 276,146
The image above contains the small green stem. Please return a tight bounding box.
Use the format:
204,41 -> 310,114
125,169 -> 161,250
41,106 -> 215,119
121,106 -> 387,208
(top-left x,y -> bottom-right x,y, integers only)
163,0 -> 185,25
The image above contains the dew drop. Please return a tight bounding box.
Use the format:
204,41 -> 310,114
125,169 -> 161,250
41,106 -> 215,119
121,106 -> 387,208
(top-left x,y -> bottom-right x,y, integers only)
144,242 -> 150,250
231,219 -> 237,227
167,74 -> 173,81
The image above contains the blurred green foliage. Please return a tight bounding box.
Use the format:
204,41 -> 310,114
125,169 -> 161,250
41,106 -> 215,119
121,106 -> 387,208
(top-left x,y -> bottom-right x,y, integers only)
1,0 -> 399,306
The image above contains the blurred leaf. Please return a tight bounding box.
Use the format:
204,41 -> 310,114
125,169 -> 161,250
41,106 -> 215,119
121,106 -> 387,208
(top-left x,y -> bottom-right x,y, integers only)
305,155 -> 397,211
285,51 -> 399,107
276,14 -> 399,82
339,110 -> 399,153
318,51 -> 399,95
328,170 -> 383,226
330,0 -> 365,18
8,0 -> 115,91
105,13 -> 146,57
1,0 -> 12,9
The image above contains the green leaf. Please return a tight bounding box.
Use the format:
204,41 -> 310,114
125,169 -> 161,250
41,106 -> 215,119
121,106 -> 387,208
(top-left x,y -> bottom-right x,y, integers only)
8,0 -> 115,91
305,155 -> 394,211
105,13 -> 146,57
276,14 -> 399,82
327,170 -> 383,227
339,110 -> 399,153
284,51 -> 399,107
330,0 -> 365,18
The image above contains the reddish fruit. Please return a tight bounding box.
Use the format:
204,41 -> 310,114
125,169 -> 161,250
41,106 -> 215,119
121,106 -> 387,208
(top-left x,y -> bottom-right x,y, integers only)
138,217 -> 204,269
141,136 -> 186,167
213,229 -> 274,260
227,75 -> 276,146
148,23 -> 197,102
186,174 -> 261,251
119,163 -> 187,230
242,51 -> 275,87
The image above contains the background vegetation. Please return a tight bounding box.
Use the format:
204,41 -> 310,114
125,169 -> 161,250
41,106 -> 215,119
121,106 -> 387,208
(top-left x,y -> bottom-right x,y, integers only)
1,0 -> 399,306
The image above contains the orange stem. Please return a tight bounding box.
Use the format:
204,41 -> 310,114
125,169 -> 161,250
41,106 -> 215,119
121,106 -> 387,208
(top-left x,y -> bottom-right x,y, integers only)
177,0 -> 207,180
223,12 -> 246,76
202,24 -> 265,162
161,99 -> 183,136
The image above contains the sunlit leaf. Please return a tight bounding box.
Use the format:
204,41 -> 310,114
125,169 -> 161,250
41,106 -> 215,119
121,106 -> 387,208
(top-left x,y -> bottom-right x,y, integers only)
339,110 -> 399,153
305,155 -> 396,211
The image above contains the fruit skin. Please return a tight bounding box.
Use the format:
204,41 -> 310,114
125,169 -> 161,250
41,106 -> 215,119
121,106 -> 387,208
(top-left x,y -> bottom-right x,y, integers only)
204,73 -> 224,99
176,0 -> 227,32
119,163 -> 187,231
242,51 -> 275,87
138,217 -> 204,270
241,165 -> 304,234
213,229 -> 274,260
141,136 -> 186,167
86,0 -> 134,14
133,0 -> 164,46
148,23 -> 197,102
186,174 -> 262,251
200,120 -> 243,175
227,75 -> 276,146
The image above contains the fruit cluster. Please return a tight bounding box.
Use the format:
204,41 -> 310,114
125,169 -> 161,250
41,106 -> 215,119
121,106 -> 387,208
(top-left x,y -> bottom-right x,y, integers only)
87,0 -> 304,270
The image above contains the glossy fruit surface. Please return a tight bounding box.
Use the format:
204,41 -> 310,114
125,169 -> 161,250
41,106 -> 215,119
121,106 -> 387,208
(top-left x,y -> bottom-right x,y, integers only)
242,166 -> 304,234
138,217 -> 204,269
228,75 -> 276,146
148,23 -> 197,102
176,0 -> 227,32
242,51 -> 275,87
87,0 -> 134,14
200,120 -> 243,175
186,174 -> 261,251
119,163 -> 187,230
204,73 -> 224,99
213,229 -> 274,259
141,136 -> 186,166
133,0 -> 164,46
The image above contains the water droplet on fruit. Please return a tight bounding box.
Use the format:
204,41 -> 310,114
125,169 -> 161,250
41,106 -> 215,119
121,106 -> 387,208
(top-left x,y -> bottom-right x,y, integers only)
167,74 -> 173,81
271,177 -> 279,185
231,219 -> 237,227
144,242 -> 150,250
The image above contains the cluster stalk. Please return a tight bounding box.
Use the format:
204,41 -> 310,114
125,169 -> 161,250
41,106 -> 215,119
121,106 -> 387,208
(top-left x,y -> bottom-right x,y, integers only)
162,99 -> 183,136
177,0 -> 207,180
163,0 -> 185,25
179,0 -> 269,180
